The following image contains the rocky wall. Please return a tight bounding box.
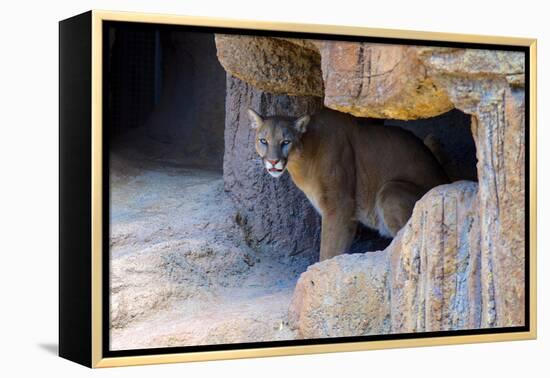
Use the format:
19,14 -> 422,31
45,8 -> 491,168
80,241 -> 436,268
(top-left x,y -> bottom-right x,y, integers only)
215,35 -> 526,332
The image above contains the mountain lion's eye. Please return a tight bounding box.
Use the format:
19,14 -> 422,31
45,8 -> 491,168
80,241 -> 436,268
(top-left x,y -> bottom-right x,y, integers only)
259,138 -> 267,145
281,140 -> 291,146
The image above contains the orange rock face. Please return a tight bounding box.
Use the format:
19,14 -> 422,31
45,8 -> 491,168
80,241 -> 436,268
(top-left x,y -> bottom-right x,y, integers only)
320,42 -> 454,119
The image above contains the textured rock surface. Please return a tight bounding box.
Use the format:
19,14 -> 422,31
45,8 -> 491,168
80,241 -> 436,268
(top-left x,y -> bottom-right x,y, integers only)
223,75 -> 322,261
215,35 -> 323,97
109,155 -> 303,349
289,251 -> 391,338
320,42 -> 454,120
289,182 -> 482,336
420,48 -> 526,327
109,156 -> 254,330
389,182 -> 481,332
418,47 -> 525,81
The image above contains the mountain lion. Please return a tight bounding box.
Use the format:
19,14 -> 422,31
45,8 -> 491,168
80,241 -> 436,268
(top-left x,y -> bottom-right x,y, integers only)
247,107 -> 449,261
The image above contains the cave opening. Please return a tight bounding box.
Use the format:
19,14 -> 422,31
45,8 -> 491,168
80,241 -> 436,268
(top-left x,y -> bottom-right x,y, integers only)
382,109 -> 478,183
349,108 -> 478,254
107,25 -> 226,170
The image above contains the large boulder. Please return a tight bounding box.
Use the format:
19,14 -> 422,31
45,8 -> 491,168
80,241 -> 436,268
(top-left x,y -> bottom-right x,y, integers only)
389,181 -> 481,332
289,251 -> 391,338
319,42 -> 454,120
289,182 -> 482,336
215,35 -> 324,97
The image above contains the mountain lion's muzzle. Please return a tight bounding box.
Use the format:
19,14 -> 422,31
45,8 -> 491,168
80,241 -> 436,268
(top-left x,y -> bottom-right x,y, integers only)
264,158 -> 286,177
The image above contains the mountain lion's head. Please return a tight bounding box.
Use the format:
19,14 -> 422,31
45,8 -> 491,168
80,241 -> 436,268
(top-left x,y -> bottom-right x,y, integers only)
247,109 -> 311,178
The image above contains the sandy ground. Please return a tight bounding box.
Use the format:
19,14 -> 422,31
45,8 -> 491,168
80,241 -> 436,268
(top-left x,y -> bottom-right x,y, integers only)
109,154 -> 305,350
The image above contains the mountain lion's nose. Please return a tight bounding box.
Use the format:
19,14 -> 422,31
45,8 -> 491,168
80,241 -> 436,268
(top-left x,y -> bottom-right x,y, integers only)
268,159 -> 279,165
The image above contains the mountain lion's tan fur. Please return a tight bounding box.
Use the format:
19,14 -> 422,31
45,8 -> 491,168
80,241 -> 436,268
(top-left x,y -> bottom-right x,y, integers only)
248,107 -> 449,261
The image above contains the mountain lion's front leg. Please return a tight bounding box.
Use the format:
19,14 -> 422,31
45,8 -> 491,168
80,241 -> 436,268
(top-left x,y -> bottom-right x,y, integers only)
319,200 -> 357,261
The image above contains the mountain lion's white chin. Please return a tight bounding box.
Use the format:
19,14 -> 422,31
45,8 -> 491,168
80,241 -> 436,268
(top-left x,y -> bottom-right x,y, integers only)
267,168 -> 285,178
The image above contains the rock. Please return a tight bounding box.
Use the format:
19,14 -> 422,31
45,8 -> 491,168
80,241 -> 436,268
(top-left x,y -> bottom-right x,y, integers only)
109,158 -> 258,331
288,176 -> 522,335
288,182 -> 482,336
215,35 -> 324,97
109,156 -> 310,350
319,44 -> 524,121
289,251 -> 391,338
111,235 -> 256,329
418,47 -> 525,82
420,48 -> 526,327
223,75 -> 322,262
319,42 -> 454,120
277,38 -> 322,53
111,240 -> 253,329
389,182 -> 482,332
111,287 -> 297,350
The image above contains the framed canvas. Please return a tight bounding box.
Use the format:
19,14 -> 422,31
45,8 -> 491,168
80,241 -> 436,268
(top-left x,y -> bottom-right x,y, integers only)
59,10 -> 537,368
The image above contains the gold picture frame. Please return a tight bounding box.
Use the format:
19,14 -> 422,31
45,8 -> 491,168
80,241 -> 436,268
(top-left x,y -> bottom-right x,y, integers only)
59,9 -> 537,368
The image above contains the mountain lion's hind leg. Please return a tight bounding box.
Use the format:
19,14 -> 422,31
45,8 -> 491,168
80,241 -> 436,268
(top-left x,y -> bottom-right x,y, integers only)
375,181 -> 424,237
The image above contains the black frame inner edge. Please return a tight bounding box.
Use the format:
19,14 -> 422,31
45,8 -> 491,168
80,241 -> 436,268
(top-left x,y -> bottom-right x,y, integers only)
101,20 -> 531,358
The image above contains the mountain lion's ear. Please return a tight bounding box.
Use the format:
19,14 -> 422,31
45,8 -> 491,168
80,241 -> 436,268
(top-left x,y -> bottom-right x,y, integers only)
247,108 -> 264,130
294,115 -> 310,134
